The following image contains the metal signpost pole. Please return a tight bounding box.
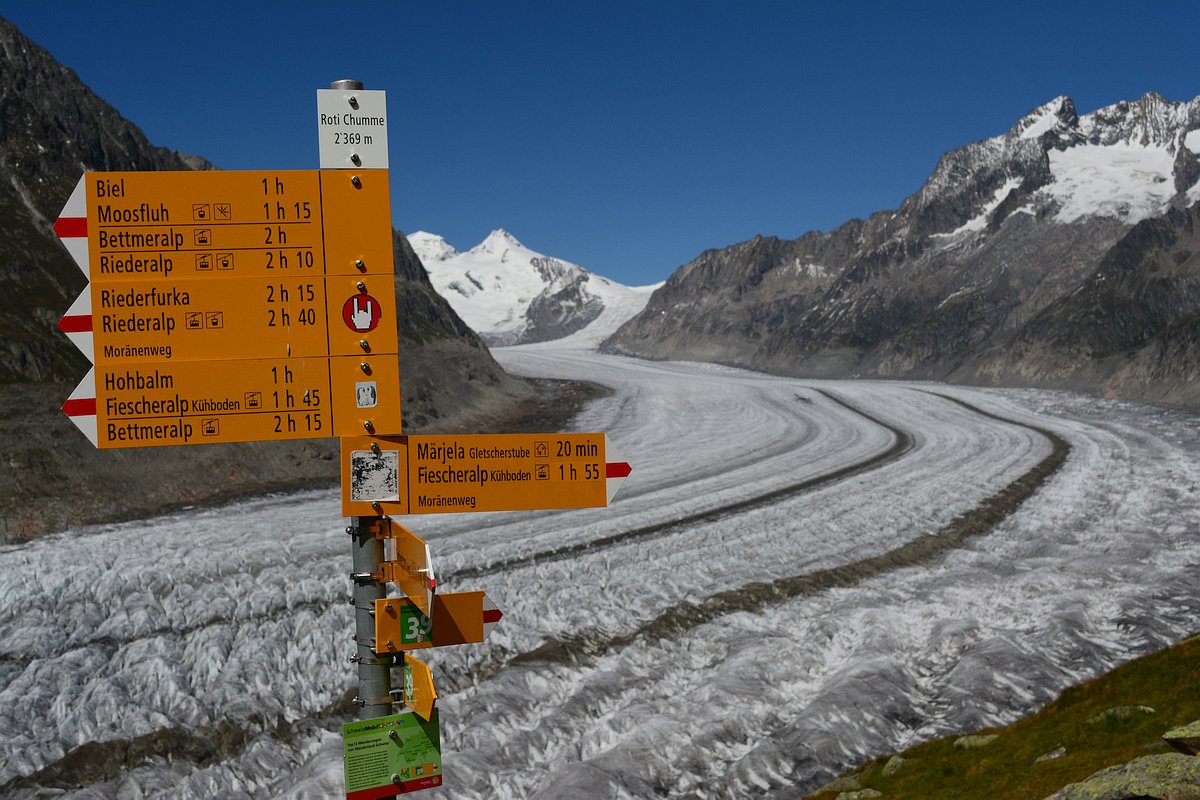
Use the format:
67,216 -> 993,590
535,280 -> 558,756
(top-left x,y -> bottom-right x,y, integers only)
328,78 -> 394,726
349,515 -> 393,720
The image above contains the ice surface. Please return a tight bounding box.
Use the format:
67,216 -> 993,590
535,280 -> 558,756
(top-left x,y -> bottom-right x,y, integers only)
1046,142 -> 1177,225
1,342 -> 1198,798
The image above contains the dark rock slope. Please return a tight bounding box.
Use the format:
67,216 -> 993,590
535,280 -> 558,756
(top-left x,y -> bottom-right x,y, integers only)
0,15 -> 206,382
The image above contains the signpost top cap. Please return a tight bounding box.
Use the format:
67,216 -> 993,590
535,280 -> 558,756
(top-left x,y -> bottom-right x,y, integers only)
329,79 -> 363,90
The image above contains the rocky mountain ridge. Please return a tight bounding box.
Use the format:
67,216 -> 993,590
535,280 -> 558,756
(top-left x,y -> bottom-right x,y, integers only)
0,15 -> 209,382
605,92 -> 1200,407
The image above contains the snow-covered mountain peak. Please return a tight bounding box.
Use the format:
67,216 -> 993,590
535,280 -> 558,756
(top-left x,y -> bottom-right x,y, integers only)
407,231 -> 459,263
1080,91 -> 1200,150
912,92 -> 1200,234
1010,95 -> 1078,142
1003,91 -> 1200,150
470,228 -> 526,255
411,229 -> 655,347
1042,92 -> 1200,224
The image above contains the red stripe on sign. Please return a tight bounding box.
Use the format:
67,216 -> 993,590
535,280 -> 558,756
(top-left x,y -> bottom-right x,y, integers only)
53,216 -> 87,238
482,608 -> 503,624
606,461 -> 632,479
346,774 -> 442,799
62,397 -> 96,417
58,315 -> 93,333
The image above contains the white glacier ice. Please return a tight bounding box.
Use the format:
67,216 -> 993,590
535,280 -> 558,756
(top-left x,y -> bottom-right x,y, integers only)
1,336 -> 1198,798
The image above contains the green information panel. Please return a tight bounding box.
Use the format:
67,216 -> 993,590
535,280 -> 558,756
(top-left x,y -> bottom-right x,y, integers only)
343,710 -> 442,798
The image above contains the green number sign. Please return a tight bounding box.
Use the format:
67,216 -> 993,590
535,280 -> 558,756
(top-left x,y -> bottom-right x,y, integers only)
397,601 -> 432,646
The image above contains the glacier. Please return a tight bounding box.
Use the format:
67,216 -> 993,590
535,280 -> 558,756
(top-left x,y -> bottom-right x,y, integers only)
1,332 -> 1199,798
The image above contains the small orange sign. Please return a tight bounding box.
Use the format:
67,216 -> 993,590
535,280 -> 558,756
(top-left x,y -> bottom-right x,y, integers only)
371,519 -> 435,617
402,654 -> 438,721
375,591 -> 502,653
341,433 -> 627,516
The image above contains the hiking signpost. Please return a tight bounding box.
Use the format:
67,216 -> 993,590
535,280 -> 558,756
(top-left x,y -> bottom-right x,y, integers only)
54,166 -> 402,448
52,80 -> 631,799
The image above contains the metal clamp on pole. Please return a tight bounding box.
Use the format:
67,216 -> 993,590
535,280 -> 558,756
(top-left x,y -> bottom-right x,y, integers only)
349,652 -> 395,667
380,561 -> 401,584
368,517 -> 397,540
378,561 -> 433,587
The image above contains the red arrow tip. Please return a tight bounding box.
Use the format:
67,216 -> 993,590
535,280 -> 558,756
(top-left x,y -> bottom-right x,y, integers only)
62,397 -> 96,417
606,461 -> 632,479
53,216 -> 87,239
58,314 -> 92,334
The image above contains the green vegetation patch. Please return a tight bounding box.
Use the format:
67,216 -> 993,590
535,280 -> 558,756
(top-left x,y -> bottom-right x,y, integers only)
807,633 -> 1200,799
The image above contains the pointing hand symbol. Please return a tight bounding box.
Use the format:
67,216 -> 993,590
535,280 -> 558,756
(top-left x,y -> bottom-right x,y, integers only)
350,297 -> 374,331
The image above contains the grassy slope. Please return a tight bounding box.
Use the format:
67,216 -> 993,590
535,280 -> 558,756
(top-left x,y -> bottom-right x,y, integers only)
807,632 -> 1200,799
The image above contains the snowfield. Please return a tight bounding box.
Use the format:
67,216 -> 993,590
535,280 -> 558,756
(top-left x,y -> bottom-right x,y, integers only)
2,338 -> 1199,798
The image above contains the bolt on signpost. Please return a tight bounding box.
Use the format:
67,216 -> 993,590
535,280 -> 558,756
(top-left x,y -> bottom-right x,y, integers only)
53,79 -> 632,799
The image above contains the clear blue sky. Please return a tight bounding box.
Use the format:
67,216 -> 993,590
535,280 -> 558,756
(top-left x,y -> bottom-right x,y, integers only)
5,2 -> 1199,286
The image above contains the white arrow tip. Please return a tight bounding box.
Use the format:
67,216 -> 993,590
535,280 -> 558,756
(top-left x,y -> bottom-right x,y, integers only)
62,368 -> 98,447
604,433 -> 631,504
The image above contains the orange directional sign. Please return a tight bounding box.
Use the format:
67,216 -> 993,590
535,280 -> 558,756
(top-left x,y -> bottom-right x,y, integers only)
59,274 -> 399,365
61,356 -> 400,448
54,170 -> 393,281
370,519 -> 436,617
340,433 -> 633,516
375,591 -> 502,653
401,654 -> 438,721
